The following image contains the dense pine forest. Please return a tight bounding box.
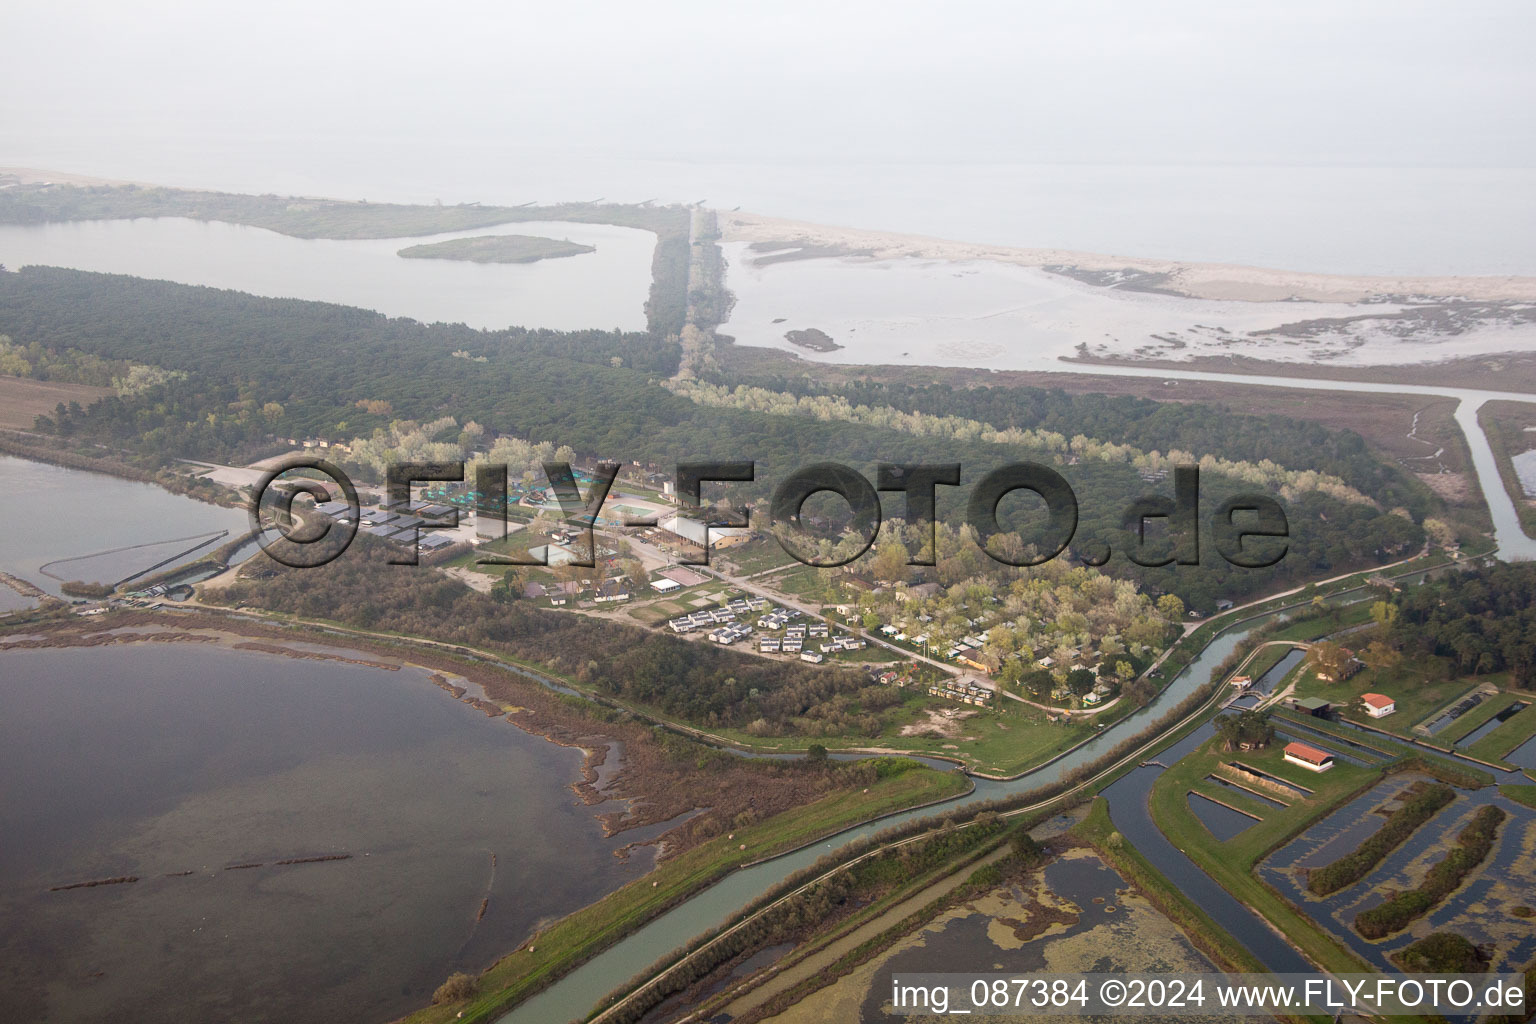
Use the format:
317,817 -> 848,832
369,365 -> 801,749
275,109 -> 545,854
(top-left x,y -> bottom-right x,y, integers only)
1389,561 -> 1536,685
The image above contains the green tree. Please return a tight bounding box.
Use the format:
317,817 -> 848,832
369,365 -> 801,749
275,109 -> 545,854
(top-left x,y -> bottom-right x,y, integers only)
1155,593 -> 1185,622
1066,668 -> 1097,697
1214,710 -> 1275,751
1307,640 -> 1353,682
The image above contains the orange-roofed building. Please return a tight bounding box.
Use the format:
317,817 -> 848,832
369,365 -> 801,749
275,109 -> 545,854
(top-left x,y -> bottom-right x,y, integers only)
1283,741 -> 1335,772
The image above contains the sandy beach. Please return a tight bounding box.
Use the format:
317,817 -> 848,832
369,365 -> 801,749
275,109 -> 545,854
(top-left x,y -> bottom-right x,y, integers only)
721,211 -> 1536,304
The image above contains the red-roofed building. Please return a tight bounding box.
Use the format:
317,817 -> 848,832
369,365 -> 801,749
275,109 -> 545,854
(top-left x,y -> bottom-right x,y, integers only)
1283,741 -> 1335,772
1360,693 -> 1396,718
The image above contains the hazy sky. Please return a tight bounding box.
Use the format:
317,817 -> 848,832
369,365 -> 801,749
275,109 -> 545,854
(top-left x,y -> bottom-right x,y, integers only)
4,0 -> 1533,174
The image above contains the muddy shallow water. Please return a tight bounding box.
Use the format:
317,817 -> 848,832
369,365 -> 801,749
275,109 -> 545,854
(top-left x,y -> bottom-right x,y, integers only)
0,640 -> 655,1024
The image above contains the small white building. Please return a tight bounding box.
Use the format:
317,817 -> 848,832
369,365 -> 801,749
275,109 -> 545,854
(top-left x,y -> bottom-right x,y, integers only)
1360,693 -> 1396,718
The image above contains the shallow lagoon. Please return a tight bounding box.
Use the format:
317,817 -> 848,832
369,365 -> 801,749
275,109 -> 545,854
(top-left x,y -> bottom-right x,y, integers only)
0,639 -> 653,1023
0,216 -> 654,330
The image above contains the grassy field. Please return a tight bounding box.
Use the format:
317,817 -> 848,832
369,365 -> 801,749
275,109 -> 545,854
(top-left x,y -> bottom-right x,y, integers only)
1435,683 -> 1524,744
1269,710 -> 1495,787
1500,784 -> 1536,810
1290,662 -> 1488,740
1147,733 -> 1383,975
1268,600 -> 1374,641
442,532 -> 536,573
768,563 -> 840,603
400,763 -> 969,1024
1297,662 -> 1536,772
703,693 -> 1096,778
714,537 -> 799,576
1271,597 -> 1536,768
1464,698 -> 1536,767
624,597 -> 696,625
828,645 -> 901,664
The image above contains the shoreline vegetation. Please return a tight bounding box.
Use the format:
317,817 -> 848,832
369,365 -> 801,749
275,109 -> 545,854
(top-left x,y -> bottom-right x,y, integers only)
0,610 -> 966,853
397,234 -> 596,264
0,429 -> 246,507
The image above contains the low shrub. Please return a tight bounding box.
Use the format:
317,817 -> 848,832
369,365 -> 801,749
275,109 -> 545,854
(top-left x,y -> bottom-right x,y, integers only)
1355,805 -> 1505,939
1307,783 -> 1453,895
432,972 -> 478,1004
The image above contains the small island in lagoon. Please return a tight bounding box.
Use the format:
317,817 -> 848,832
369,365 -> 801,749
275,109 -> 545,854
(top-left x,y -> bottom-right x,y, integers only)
397,233 -> 595,264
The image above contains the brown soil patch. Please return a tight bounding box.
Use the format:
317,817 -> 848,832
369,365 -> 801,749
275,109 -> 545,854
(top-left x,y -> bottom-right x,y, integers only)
898,707 -> 974,738
0,375 -> 115,430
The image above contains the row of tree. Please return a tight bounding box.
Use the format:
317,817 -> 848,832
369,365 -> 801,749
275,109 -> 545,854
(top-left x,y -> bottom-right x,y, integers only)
723,375 -> 1439,523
